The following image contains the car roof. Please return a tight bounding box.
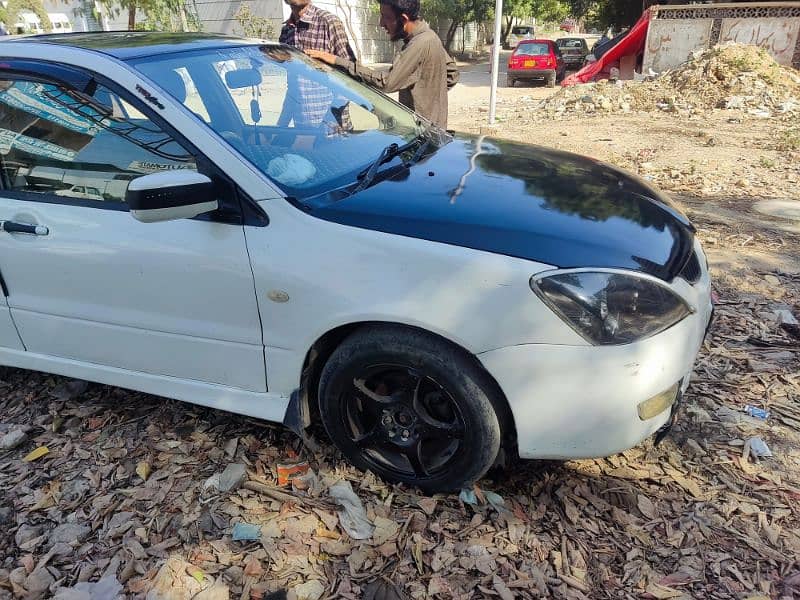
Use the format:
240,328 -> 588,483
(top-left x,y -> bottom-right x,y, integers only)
0,31 -> 263,60
517,39 -> 553,44
557,37 -> 586,42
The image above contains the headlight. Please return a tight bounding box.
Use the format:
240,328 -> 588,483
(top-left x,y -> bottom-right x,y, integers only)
530,271 -> 691,345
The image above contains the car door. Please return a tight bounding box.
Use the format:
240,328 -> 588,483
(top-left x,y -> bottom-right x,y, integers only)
0,268 -> 24,351
0,64 -> 266,391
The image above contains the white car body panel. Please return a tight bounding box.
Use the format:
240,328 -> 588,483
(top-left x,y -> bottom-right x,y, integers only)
0,292 -> 24,350
0,345 -> 288,422
244,199 -> 582,396
0,198 -> 266,390
480,241 -> 713,458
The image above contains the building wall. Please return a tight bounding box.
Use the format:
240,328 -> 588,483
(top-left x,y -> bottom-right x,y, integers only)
643,2 -> 800,73
188,0 -> 395,63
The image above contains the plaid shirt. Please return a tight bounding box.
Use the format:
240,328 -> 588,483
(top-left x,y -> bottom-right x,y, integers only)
280,4 -> 355,126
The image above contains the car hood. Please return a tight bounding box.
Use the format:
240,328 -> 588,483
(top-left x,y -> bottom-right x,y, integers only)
306,134 -> 695,281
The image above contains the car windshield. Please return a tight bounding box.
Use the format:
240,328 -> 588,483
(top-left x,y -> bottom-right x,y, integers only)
557,39 -> 584,48
515,42 -> 550,56
511,27 -> 532,35
130,44 -> 426,198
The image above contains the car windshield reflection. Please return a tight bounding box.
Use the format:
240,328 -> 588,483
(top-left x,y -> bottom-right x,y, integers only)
131,45 -> 430,198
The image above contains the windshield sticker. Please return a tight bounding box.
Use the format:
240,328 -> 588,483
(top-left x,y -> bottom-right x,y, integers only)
0,128 -> 77,161
127,160 -> 195,173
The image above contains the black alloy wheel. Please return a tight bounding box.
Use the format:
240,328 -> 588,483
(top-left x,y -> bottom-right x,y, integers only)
318,326 -> 502,493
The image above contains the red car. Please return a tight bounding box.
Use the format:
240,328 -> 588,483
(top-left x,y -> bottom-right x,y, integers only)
507,39 -> 566,88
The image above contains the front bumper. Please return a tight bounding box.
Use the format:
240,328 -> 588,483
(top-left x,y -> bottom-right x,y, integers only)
478,259 -> 713,460
507,68 -> 555,80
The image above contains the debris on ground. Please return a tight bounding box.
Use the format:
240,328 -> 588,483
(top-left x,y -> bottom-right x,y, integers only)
536,43 -> 800,119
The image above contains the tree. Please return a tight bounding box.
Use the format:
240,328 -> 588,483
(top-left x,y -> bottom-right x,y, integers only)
499,0 -> 532,46
4,0 -> 52,32
423,0 -> 492,52
529,0 -> 569,24
498,0 -> 568,45
105,0 -> 189,31
234,3 -> 274,39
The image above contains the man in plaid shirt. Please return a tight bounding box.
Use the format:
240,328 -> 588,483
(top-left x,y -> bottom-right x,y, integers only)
279,0 -> 355,128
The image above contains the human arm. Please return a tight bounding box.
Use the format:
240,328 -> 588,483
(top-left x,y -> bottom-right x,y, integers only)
445,52 -> 459,90
304,48 -> 418,93
328,16 -> 356,61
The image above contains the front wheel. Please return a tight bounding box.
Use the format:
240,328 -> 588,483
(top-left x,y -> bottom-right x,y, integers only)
318,326 -> 502,493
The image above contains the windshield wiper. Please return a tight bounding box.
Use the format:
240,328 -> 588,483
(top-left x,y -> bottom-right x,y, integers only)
406,138 -> 430,166
352,142 -> 400,194
352,130 -> 436,194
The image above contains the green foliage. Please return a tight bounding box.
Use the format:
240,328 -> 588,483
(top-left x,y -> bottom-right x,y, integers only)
422,0 -> 491,51
234,4 -> 274,39
104,1 -> 199,32
6,0 -> 52,32
528,0 -> 569,23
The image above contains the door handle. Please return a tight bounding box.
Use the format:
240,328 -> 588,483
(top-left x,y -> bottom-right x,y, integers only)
1,221 -> 49,235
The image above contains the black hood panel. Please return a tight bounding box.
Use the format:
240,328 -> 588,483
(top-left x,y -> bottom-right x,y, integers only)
306,135 -> 695,280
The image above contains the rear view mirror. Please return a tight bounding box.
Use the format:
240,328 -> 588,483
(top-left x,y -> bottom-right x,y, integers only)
127,171 -> 217,223
225,68 -> 262,89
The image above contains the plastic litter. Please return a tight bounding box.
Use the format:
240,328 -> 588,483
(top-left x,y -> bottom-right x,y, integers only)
328,480 -> 374,540
53,575 -> 123,599
277,460 -> 309,487
459,488 -> 478,506
747,437 -> 772,459
0,428 -> 28,450
231,522 -> 261,541
743,405 -> 770,420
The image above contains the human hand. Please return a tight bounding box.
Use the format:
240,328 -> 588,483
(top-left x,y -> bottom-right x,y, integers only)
305,49 -> 336,65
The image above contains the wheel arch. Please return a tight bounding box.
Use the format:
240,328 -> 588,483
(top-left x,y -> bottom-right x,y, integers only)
289,321 -> 518,458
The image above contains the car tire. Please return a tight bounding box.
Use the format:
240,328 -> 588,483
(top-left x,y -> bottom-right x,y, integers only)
318,325 -> 502,493
507,77 -> 515,87
547,73 -> 556,87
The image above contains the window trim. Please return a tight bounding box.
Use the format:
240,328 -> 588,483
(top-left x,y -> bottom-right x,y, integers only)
0,58 -> 268,227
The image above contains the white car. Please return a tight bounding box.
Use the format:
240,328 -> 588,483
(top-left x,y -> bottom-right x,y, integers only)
0,33 -> 713,492
54,184 -> 104,200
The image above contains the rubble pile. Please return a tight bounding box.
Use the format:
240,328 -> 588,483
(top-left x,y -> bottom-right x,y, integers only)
537,43 -> 800,119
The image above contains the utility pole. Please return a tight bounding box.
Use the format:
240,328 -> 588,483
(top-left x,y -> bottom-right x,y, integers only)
488,0 -> 503,125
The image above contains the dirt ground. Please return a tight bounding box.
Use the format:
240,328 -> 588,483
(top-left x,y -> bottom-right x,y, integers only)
2,52 -> 800,600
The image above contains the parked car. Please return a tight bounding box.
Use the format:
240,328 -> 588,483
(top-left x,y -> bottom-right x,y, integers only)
556,37 -> 590,69
505,25 -> 534,50
54,184 -> 104,200
0,33 -> 712,493
507,39 -> 566,87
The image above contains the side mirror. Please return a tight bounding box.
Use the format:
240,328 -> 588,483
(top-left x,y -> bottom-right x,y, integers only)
126,171 -> 217,223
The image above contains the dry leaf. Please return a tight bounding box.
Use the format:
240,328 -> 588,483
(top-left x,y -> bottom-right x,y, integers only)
645,582 -> 683,599
136,461 -> 151,482
23,446 -> 49,462
637,495 -> 657,519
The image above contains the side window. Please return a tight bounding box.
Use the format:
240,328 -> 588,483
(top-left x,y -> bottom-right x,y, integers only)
0,77 -> 196,204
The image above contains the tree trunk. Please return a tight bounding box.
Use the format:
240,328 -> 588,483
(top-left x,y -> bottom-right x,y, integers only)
128,4 -> 136,30
445,20 -> 459,53
501,16 -> 513,45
